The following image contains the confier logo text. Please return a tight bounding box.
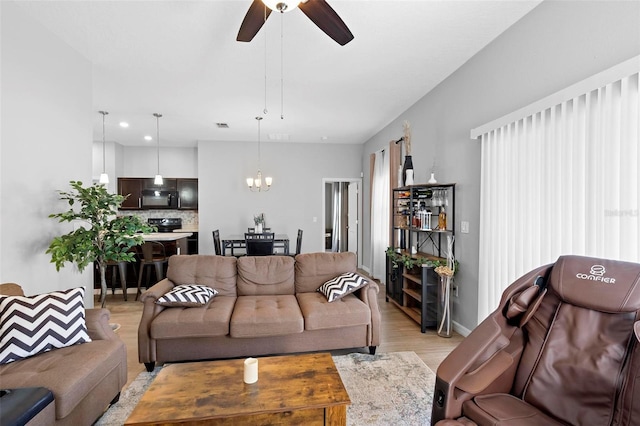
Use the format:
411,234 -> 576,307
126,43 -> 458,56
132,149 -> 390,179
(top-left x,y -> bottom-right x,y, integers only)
576,265 -> 616,284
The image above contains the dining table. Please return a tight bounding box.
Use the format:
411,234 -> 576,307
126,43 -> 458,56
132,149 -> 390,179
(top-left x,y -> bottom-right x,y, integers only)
221,233 -> 290,256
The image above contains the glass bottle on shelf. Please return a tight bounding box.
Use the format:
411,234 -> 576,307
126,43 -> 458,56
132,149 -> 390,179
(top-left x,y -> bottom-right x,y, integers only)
438,207 -> 447,230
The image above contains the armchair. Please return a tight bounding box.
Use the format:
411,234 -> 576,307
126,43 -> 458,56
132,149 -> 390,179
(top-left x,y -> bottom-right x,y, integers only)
432,255 -> 640,426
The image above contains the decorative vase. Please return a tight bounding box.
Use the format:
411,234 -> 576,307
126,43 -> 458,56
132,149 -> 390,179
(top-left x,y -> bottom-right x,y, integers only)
255,223 -> 263,233
428,172 -> 437,184
405,169 -> 414,186
437,276 -> 453,338
402,155 -> 413,186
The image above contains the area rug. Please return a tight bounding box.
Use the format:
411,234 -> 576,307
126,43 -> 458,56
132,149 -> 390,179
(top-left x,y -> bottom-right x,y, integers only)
95,351 -> 435,425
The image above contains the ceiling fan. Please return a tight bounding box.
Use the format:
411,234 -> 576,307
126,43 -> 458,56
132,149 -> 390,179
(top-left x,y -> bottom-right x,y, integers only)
237,0 -> 354,46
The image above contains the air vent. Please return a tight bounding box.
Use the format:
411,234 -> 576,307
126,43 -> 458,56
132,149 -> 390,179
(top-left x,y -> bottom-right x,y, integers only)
268,133 -> 290,141
216,123 -> 229,128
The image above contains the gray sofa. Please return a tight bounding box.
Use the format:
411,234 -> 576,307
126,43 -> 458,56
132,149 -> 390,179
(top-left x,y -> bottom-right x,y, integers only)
138,252 -> 381,371
0,284 -> 127,426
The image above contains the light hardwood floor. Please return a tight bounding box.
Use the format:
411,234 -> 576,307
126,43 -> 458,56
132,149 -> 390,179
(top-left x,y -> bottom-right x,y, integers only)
97,278 -> 464,387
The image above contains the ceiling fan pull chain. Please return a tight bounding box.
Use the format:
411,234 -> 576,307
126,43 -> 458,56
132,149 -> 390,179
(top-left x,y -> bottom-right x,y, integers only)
280,12 -> 284,120
263,5 -> 268,115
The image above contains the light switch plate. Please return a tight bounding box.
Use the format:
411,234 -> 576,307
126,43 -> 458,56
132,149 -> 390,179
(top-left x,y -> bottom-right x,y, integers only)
461,221 -> 469,234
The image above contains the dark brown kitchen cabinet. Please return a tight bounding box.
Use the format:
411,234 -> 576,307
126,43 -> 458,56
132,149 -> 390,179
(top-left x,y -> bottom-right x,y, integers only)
177,179 -> 198,210
118,178 -> 143,209
143,178 -> 177,191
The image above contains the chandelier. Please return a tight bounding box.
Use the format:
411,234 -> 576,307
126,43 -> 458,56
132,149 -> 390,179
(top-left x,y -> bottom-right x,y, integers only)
246,116 -> 272,192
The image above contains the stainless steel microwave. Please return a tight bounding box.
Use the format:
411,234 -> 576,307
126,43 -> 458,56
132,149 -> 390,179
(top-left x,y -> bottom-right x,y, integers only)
141,190 -> 178,209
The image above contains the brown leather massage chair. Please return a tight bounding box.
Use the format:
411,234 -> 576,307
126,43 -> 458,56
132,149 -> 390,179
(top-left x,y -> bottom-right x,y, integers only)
432,255 -> 640,426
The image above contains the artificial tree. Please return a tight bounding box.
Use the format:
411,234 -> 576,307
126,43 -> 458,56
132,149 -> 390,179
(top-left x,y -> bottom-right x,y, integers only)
47,181 -> 153,307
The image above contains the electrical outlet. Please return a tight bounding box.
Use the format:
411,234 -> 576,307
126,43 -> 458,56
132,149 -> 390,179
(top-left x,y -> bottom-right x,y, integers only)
453,286 -> 459,297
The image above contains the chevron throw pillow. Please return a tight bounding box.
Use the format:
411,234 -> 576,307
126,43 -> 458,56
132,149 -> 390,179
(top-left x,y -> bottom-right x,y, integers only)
317,272 -> 367,302
156,284 -> 218,307
0,286 -> 92,365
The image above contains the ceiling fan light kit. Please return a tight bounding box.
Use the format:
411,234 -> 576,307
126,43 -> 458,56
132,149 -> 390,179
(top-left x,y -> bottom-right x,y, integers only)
262,0 -> 300,13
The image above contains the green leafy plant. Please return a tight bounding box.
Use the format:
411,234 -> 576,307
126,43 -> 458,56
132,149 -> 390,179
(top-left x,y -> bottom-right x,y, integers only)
47,181 -> 154,307
253,213 -> 265,225
385,247 -> 458,273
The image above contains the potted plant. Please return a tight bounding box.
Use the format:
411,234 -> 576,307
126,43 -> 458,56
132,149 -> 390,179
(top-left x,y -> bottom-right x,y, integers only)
385,247 -> 453,272
253,213 -> 265,233
47,181 -> 153,307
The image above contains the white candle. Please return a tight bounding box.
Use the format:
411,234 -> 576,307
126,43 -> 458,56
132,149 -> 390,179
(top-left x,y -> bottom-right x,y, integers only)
244,357 -> 258,384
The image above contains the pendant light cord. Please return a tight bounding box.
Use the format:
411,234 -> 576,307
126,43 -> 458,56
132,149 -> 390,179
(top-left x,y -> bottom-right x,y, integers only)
154,113 -> 162,176
101,111 -> 108,172
256,116 -> 262,169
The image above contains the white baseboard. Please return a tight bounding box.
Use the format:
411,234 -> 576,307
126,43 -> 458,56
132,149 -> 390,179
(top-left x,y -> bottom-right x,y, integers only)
453,321 -> 472,337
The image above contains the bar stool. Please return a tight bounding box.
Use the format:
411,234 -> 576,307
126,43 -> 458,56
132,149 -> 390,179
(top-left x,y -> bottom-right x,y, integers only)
135,241 -> 168,301
105,260 -> 128,301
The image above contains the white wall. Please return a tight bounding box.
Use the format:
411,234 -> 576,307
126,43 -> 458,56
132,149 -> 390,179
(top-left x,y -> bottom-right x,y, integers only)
361,0 -> 640,331
198,141 -> 363,256
1,2 -> 93,303
120,146 -> 198,178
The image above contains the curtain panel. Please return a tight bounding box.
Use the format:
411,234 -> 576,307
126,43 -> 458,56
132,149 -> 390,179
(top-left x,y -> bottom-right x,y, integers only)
477,68 -> 639,322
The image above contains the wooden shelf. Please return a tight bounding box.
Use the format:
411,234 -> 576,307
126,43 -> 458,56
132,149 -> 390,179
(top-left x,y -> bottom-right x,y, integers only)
402,273 -> 421,285
403,287 -> 421,302
387,183 -> 455,333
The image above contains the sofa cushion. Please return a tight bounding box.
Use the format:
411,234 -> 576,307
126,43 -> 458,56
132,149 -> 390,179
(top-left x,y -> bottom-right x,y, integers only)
296,292 -> 371,331
0,287 -> 91,365
167,255 -> 238,297
0,338 -> 125,420
237,256 -> 295,296
317,272 -> 367,302
150,296 -> 236,339
295,252 -> 357,293
230,295 -> 303,338
156,284 -> 218,307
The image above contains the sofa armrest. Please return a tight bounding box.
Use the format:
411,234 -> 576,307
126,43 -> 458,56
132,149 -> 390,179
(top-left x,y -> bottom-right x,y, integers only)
138,279 -> 174,365
140,278 -> 175,303
85,308 -> 119,341
356,281 -> 382,347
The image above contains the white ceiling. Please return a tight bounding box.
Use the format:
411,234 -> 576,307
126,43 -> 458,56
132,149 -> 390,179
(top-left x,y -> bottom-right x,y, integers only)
15,0 -> 542,147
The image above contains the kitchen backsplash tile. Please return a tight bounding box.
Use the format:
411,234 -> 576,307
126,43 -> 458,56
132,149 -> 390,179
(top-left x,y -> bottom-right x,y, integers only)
118,210 -> 198,226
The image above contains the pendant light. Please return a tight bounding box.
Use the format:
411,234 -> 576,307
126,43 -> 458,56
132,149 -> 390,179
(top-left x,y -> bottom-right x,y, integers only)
98,111 -> 109,184
246,116 -> 272,192
153,113 -> 163,185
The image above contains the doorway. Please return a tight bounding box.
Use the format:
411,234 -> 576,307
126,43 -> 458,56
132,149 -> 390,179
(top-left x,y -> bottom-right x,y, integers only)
322,179 -> 360,263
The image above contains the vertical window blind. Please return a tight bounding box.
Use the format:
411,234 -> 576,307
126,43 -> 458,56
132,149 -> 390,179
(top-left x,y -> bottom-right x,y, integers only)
474,59 -> 639,322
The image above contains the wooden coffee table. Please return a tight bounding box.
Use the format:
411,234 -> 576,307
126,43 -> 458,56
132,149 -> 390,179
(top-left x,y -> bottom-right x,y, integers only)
125,352 -> 350,425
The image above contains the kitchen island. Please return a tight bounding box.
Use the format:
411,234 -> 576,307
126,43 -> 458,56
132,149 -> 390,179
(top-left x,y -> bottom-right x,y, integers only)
142,232 -> 193,255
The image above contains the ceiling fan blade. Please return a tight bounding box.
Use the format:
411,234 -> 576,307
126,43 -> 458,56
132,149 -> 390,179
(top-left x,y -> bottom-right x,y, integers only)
298,0 -> 354,46
237,0 -> 272,42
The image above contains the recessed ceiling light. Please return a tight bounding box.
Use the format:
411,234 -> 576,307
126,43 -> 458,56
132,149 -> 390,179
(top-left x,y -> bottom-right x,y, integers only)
321,136 -> 329,141
144,135 -> 152,141
119,122 -> 129,128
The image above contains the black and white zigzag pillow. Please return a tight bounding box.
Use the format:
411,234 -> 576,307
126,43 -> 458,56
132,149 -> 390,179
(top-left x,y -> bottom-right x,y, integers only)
317,272 -> 368,302
156,284 -> 218,307
0,286 -> 92,365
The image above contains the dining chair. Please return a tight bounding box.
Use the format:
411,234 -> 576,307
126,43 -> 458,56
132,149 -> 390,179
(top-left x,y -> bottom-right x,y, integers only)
135,241 -> 168,300
294,229 -> 303,255
247,227 -> 271,233
245,232 -> 275,256
212,229 -> 222,255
